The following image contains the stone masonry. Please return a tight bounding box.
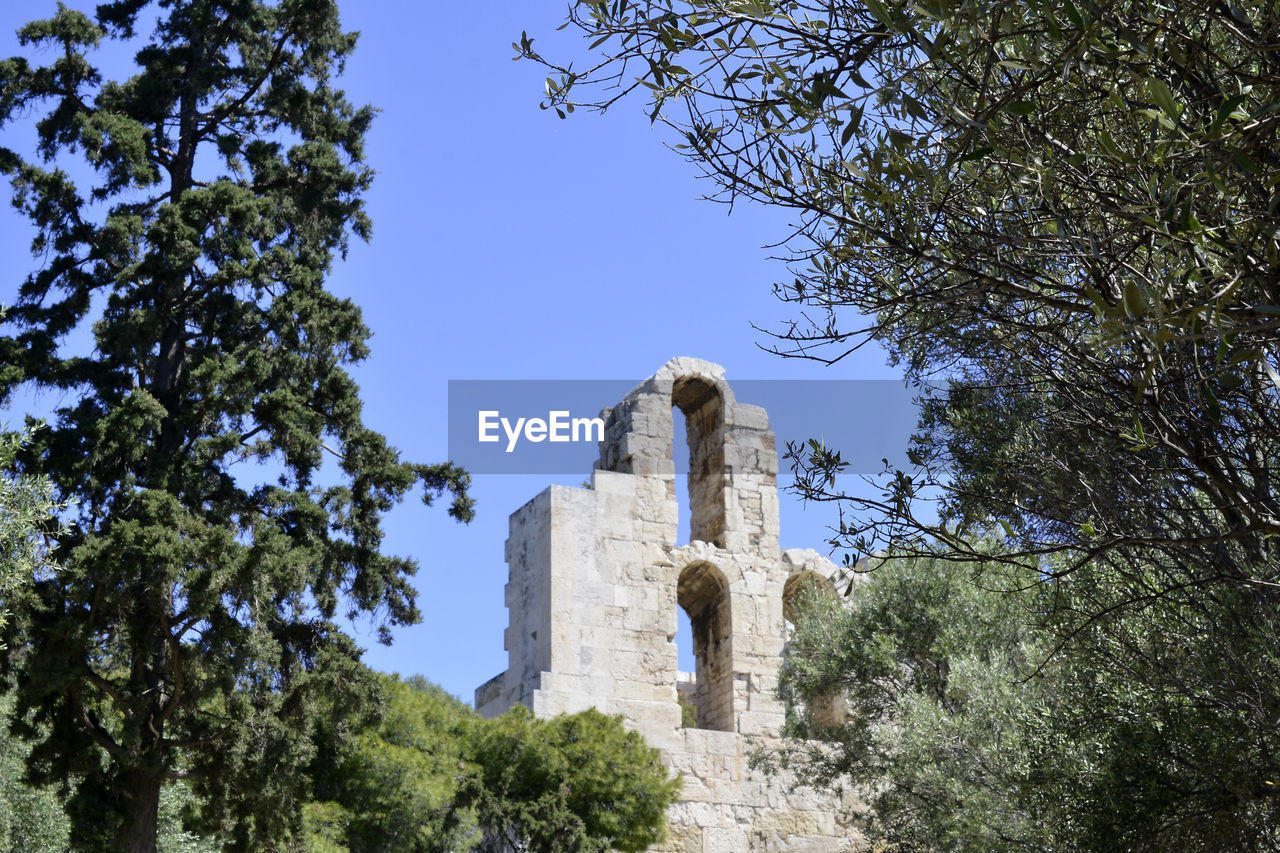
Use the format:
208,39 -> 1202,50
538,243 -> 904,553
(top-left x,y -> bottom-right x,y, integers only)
475,357 -> 864,852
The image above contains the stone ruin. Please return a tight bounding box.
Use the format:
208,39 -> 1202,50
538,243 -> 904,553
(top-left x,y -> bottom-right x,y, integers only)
475,357 -> 863,852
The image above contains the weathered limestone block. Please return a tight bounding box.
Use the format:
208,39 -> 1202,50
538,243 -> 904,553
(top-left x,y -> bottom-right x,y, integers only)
476,358 -> 865,852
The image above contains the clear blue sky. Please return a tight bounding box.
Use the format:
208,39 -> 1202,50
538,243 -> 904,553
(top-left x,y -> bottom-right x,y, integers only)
0,2 -> 909,702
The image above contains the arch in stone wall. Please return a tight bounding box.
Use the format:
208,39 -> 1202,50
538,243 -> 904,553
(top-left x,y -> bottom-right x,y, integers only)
671,374 -> 727,547
677,559 -> 734,732
782,569 -> 838,624
781,568 -> 845,728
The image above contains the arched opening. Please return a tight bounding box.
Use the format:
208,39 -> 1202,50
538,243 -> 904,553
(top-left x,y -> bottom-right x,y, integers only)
677,561 -> 733,731
671,404 -> 692,546
782,571 -> 838,625
672,376 -> 726,547
782,570 -> 845,728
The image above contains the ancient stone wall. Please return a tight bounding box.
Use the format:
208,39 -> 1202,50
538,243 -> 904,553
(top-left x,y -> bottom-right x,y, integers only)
476,357 -> 864,852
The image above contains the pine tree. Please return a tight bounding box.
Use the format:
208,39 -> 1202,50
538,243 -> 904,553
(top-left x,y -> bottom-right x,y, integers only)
0,3 -> 471,850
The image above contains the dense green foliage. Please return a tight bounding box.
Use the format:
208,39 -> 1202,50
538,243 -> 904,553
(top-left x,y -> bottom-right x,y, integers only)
774,557 -> 1058,850
0,3 -> 470,850
0,702 -> 70,853
527,1 -> 1280,846
306,674 -> 475,852
1,669 -> 680,853
461,704 -> 680,853
0,437 -> 68,852
776,554 -> 1280,851
1,691 -> 219,853
306,675 -> 681,853
0,424 -> 62,644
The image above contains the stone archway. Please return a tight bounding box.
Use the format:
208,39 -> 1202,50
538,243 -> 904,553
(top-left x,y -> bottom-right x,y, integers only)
782,569 -> 845,727
677,560 -> 733,731
672,375 -> 726,547
782,570 -> 838,624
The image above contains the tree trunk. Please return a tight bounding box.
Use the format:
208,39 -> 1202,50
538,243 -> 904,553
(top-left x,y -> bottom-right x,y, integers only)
118,770 -> 162,853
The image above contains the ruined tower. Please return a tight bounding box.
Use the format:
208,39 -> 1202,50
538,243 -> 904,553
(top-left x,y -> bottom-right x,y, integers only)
475,357 -> 862,852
